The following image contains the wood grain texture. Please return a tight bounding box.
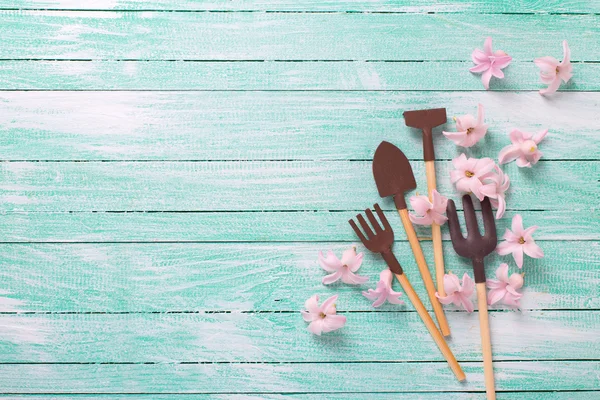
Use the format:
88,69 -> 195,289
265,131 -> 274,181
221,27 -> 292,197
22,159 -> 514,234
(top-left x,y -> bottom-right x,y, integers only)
0,311 -> 598,363
4,0 -> 600,13
1,160 -> 596,212
1,12 -> 599,60
3,92 -> 598,161
1,61 -> 599,90
2,395 -> 599,400
1,242 -> 597,312
0,361 -> 597,393
4,210 -> 596,243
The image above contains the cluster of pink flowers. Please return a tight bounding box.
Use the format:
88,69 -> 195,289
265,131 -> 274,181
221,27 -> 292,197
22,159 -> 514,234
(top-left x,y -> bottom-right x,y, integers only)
303,246 -> 406,335
470,37 -> 573,95
450,154 -> 510,219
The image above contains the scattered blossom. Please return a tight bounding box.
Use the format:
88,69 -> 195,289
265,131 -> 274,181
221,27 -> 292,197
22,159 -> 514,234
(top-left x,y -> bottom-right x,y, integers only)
496,214 -> 544,268
498,129 -> 548,168
470,37 -> 512,89
409,190 -> 449,226
534,40 -> 573,95
480,165 -> 510,219
487,264 -> 524,308
450,154 -> 496,200
435,272 -> 475,313
318,247 -> 368,285
302,295 -> 347,335
443,104 -> 488,147
362,269 -> 404,307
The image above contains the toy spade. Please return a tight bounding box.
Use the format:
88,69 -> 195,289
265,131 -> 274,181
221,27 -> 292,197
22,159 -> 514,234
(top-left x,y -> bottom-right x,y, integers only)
446,195 -> 498,400
372,141 -> 450,337
403,108 -> 448,298
349,204 -> 465,382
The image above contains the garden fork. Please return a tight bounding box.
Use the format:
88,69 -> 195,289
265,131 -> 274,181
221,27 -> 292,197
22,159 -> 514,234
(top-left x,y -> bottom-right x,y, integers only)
446,195 -> 497,400
349,204 -> 465,382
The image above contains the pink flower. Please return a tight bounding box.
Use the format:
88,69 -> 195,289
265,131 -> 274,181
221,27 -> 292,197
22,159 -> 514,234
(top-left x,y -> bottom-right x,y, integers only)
486,263 -> 524,308
362,269 -> 404,307
443,104 -> 488,147
480,165 -> 510,220
470,37 -> 512,90
409,190 -> 449,226
302,294 -> 347,335
435,272 -> 475,313
496,214 -> 543,268
498,129 -> 548,168
450,154 -> 496,200
534,40 -> 573,95
318,246 -> 368,285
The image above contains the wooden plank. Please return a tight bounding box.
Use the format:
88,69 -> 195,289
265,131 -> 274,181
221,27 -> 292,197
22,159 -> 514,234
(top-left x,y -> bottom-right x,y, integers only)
0,161 -> 596,212
0,311 -> 597,363
1,12 -> 598,60
1,60 -> 599,91
0,361 -> 597,393
1,242 -> 597,312
2,394 -> 599,400
4,210 -> 597,243
2,92 -> 598,161
4,0 -> 600,13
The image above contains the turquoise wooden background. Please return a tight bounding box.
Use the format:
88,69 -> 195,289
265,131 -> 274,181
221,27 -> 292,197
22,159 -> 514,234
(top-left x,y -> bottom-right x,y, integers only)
0,0 -> 599,398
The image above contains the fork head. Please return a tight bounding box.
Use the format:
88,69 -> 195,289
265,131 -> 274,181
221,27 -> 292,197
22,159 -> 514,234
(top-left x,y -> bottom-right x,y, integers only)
446,195 -> 497,282
348,203 -> 394,253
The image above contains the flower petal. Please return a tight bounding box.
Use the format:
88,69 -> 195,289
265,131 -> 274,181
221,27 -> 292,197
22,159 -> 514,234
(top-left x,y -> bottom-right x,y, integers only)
341,270 -> 369,285
470,63 -> 490,73
511,214 -> 524,235
533,129 -> 548,144
487,288 -> 506,305
409,213 -> 434,226
307,319 -> 324,335
513,246 -> 524,268
508,273 -> 524,290
321,295 -> 339,314
483,37 -> 493,55
493,55 -> 512,69
481,68 -> 493,90
410,195 -> 432,215
362,288 -> 380,301
535,56 -> 559,72
304,295 -> 320,314
443,273 -> 461,295
496,240 -> 520,256
322,314 -> 346,333
318,250 -> 341,272
496,263 -> 510,282
322,271 -> 342,285
523,241 -> 544,259
540,77 -> 562,95
562,40 -> 571,65
460,273 -> 475,296
460,295 -> 475,313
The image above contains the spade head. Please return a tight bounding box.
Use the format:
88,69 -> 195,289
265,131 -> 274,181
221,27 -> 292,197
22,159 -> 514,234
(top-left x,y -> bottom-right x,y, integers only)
403,108 -> 447,161
372,141 -> 416,210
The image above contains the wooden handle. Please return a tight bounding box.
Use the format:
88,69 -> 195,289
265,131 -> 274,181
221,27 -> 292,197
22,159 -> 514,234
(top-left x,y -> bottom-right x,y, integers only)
425,160 -> 446,297
398,208 -> 451,337
477,282 -> 496,400
394,273 -> 465,382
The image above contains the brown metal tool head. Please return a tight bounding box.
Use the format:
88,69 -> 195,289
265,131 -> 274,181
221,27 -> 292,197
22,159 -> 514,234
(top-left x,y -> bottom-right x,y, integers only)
372,141 -> 416,210
446,195 -> 497,283
348,204 -> 403,274
403,108 -> 447,161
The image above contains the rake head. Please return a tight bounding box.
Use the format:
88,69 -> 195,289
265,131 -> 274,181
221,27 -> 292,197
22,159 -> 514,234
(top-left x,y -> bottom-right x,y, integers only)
446,195 -> 497,283
348,204 -> 403,275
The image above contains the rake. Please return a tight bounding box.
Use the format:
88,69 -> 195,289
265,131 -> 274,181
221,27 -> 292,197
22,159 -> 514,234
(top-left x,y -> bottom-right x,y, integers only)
349,204 -> 465,382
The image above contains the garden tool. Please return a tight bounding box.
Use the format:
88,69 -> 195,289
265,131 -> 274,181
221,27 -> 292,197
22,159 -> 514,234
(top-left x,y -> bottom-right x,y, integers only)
372,141 -> 450,336
403,108 -> 448,297
446,195 -> 498,400
349,204 -> 465,382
